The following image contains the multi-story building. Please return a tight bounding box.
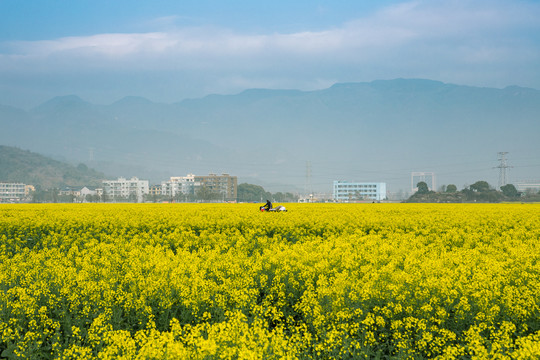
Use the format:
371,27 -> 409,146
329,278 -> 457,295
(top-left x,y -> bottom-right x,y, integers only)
194,173 -> 237,201
0,182 -> 27,202
162,173 -> 237,201
102,177 -> 149,202
161,174 -> 197,198
25,185 -> 35,197
333,181 -> 387,202
149,184 -> 162,196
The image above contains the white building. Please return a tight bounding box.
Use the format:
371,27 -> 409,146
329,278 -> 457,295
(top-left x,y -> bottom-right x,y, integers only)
161,173 -> 237,201
515,181 -> 540,194
80,187 -> 103,200
102,177 -> 149,202
161,174 -> 197,198
0,182 -> 27,202
333,181 -> 387,202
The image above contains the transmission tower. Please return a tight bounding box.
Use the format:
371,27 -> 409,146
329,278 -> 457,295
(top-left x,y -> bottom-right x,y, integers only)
305,161 -> 312,197
495,152 -> 512,189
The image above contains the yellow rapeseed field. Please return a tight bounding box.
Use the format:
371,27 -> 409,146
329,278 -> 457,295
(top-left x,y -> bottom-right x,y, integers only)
1,203 -> 539,359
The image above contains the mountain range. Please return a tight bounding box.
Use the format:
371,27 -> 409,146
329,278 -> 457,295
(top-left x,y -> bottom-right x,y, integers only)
1,79 -> 539,194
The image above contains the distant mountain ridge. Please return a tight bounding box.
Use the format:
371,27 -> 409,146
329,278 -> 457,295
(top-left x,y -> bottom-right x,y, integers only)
1,79 -> 539,192
0,145 -> 106,189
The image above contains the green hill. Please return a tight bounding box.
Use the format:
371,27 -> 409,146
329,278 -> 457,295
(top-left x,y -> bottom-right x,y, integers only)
0,145 -> 106,189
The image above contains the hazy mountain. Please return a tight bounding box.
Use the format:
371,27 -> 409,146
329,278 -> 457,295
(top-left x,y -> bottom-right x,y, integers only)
0,145 -> 106,189
1,79 -> 539,193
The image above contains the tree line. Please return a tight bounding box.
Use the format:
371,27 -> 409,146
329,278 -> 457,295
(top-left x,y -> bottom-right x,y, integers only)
406,181 -> 540,203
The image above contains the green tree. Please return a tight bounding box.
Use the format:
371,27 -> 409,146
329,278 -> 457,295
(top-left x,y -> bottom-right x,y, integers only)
76,163 -> 88,172
128,192 -> 138,203
31,186 -> 48,203
51,188 -> 58,203
500,184 -> 519,197
196,185 -> 221,202
280,192 -> 298,202
463,181 -> 504,202
237,183 -> 271,202
470,181 -> 490,192
416,182 -> 429,194
446,184 -> 457,193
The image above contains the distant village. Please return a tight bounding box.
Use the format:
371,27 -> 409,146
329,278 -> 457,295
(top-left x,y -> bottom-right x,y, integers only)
0,173 -> 390,204
4,172 -> 539,204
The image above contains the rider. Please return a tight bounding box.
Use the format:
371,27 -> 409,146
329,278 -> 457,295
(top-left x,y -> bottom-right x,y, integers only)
263,199 -> 272,211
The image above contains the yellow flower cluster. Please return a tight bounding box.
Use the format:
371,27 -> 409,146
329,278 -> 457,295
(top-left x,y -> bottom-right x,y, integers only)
1,203 -> 539,359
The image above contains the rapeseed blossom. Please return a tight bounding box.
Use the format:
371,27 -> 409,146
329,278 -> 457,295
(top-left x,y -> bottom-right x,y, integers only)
0,203 -> 539,358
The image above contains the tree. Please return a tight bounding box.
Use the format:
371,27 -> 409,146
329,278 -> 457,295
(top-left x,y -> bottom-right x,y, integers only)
196,185 -> 220,202
501,184 -> 519,197
86,194 -> 100,203
470,181 -> 490,192
237,183 -> 271,202
51,188 -> 58,203
416,181 -> 429,194
128,192 -> 138,203
31,186 -> 48,203
446,184 -> 457,193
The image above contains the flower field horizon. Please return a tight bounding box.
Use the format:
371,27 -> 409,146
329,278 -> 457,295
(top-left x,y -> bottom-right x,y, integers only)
1,203 -> 539,359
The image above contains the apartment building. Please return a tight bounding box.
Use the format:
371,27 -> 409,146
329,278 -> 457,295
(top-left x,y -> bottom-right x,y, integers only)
102,177 -> 149,202
333,181 -> 387,201
194,173 -> 237,201
0,182 -> 27,202
161,173 -> 237,201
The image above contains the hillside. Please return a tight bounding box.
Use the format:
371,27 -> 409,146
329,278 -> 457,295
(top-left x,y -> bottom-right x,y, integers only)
0,145 -> 106,189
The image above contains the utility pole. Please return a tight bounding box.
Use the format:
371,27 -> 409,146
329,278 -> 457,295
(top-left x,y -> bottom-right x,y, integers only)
495,152 -> 512,189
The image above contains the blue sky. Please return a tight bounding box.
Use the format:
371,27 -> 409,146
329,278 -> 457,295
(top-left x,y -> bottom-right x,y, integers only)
1,0 -> 539,108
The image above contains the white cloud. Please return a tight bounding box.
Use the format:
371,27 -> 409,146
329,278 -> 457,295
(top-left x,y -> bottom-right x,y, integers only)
4,1 -> 539,65
10,32 -> 177,57
1,0 -> 539,102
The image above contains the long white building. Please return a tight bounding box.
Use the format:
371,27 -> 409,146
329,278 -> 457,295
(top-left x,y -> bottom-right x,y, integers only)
333,181 -> 387,201
102,177 -> 149,202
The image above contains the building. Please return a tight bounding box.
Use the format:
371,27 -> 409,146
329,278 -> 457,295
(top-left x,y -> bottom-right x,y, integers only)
58,187 -> 82,197
102,177 -> 149,202
161,173 -> 237,201
58,186 -> 102,202
333,181 -> 387,202
25,185 -> 35,197
161,174 -> 197,198
80,187 -> 102,201
194,173 -> 237,201
0,182 -> 27,202
149,184 -> 162,196
515,181 -> 540,194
